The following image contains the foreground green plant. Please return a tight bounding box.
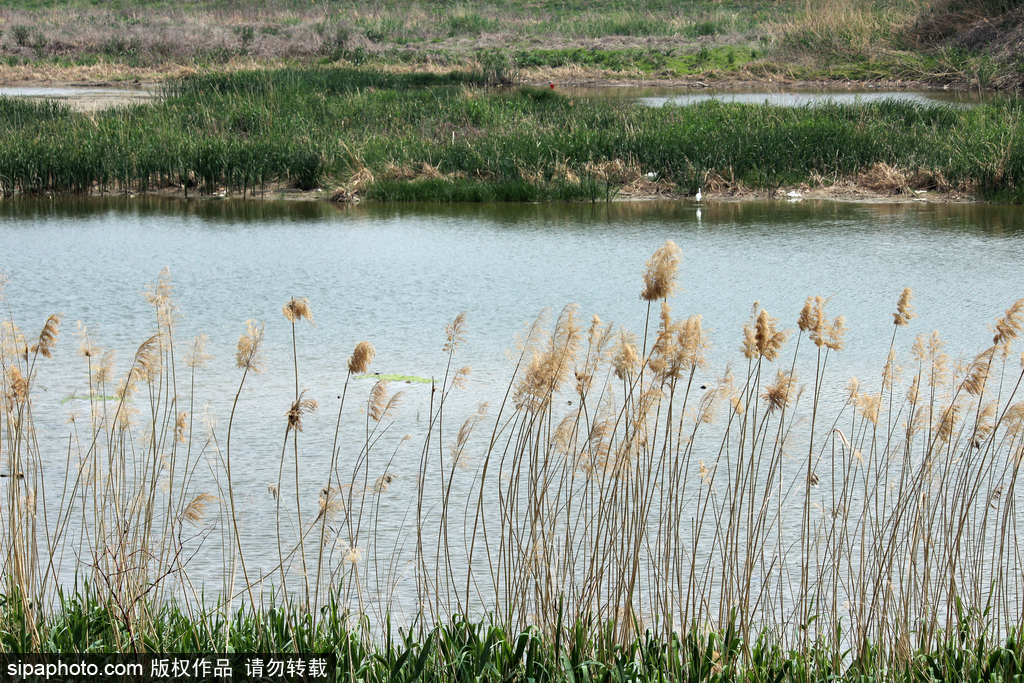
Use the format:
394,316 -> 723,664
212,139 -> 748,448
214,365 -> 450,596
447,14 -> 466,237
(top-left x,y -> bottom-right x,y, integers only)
4,592 -> 1024,682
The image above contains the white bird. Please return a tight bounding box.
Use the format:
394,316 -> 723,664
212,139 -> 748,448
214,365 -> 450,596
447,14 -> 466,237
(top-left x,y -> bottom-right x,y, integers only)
645,171 -> 658,181
695,187 -> 703,202
786,190 -> 803,198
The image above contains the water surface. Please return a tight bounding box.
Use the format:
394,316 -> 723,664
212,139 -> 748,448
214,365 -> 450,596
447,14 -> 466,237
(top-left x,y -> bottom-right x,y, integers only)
2,196 -> 1023,618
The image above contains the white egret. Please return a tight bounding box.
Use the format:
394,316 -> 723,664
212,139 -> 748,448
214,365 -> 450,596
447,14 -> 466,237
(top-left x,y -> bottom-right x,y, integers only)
695,187 -> 703,202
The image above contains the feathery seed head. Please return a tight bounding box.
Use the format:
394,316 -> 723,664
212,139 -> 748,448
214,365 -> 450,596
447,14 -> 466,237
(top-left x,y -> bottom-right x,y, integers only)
118,335 -> 162,400
1,321 -> 27,361
76,321 -> 94,358
444,311 -> 468,353
613,330 -> 640,380
7,366 -> 28,404
236,320 -> 266,374
373,473 -> 398,493
343,544 -> 364,564
368,381 -> 403,422
857,392 -> 882,426
175,411 -> 189,444
452,365 -> 471,390
575,370 -> 593,396
451,403 -> 488,469
882,348 -> 901,392
145,268 -> 180,333
677,314 -> 710,372
894,288 -> 915,327
846,376 -> 860,403
972,401 -> 998,448
286,391 -> 318,432
937,401 -> 960,444
798,298 -> 815,333
649,302 -> 681,380
514,305 -> 581,412
762,369 -> 797,413
963,347 -> 995,396
799,296 -> 845,350
93,350 -> 116,385
1003,401 -> 1024,436
742,304 -> 789,361
991,298 -> 1024,356
185,333 -> 213,369
183,493 -> 217,526
641,240 -> 683,302
31,314 -> 62,359
348,341 -> 375,374
911,331 -> 949,388
317,490 -> 343,522
133,334 -> 162,382
282,297 -> 315,327
906,375 -> 921,407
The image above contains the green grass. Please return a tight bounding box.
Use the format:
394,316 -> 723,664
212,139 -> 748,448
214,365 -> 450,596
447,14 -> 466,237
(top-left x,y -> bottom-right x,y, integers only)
6,592 -> 1024,682
2,67 -> 1024,201
0,0 -> 1020,87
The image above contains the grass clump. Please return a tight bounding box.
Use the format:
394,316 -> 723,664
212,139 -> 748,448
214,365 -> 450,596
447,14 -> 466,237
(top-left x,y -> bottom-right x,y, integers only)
4,67 -> 1024,201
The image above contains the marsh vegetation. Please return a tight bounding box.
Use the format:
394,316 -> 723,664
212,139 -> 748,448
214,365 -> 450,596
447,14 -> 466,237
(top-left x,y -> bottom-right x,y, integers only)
0,0 -> 1021,90
3,240 -> 1024,681
2,67 -> 1024,202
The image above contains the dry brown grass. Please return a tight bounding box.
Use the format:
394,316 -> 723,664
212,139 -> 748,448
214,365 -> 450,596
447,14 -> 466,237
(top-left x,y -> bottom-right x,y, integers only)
858,162 -> 958,195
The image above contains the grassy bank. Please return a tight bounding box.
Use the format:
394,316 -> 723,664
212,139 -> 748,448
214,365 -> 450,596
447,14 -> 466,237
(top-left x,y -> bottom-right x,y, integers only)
3,243 -> 1024,674
4,595 -> 1024,682
0,0 -> 1022,89
2,66 -> 1024,201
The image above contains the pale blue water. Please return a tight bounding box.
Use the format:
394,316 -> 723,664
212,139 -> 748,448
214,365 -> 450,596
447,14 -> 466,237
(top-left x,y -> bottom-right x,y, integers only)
2,196 -> 1023,621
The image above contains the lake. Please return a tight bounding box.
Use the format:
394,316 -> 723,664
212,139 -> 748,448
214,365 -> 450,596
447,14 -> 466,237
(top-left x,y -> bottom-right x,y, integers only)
2,196 -> 1022,637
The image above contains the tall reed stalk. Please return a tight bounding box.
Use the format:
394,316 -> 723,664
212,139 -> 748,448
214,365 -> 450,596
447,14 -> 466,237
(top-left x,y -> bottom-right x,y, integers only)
2,252 -> 1023,671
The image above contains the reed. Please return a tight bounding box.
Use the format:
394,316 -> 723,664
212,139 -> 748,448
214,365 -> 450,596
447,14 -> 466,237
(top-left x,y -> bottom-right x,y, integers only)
2,244 -> 1024,680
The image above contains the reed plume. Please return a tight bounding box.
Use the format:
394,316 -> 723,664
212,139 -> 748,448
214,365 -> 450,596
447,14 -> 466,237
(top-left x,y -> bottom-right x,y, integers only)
640,240 -> 683,302
182,493 -> 217,526
368,381 -> 403,422
236,320 -> 266,373
30,314 -> 61,359
893,287 -> 915,326
286,391 -> 318,433
991,298 -> 1024,354
514,304 -> 581,412
6,366 -> 28,404
348,341 -> 375,374
742,304 -> 789,361
798,296 -> 845,350
184,333 -> 212,369
444,311 -> 467,353
762,369 -> 797,412
283,297 -> 315,326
